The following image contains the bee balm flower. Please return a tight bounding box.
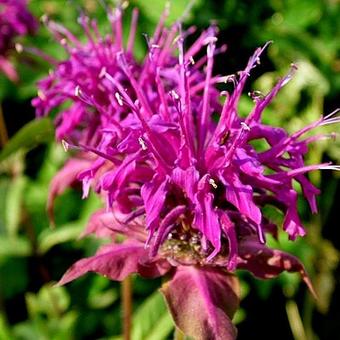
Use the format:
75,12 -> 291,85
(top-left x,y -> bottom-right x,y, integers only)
37,7 -> 339,340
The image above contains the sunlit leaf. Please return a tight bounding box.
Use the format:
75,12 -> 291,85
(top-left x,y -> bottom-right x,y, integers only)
0,236 -> 30,257
131,0 -> 201,25
25,284 -> 77,340
37,222 -> 84,254
0,313 -> 12,340
5,176 -> 27,237
131,290 -> 174,340
87,276 -> 118,309
38,284 -> 71,316
0,118 -> 54,162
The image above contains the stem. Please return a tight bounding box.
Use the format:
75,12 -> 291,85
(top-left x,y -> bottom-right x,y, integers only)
122,276 -> 132,340
302,292 -> 315,340
301,134 -> 323,340
0,102 -> 8,147
286,300 -> 308,340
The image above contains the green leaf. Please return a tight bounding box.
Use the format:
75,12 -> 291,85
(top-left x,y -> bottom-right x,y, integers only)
37,192 -> 102,254
26,284 -> 71,318
23,284 -> 77,340
0,178 -> 9,233
5,176 -> 27,237
131,290 -> 174,340
87,276 -> 118,309
144,312 -> 174,340
0,118 -> 54,162
232,308 -> 246,325
0,236 -> 31,257
12,322 -> 40,340
131,0 -> 201,25
0,257 -> 28,298
0,313 -> 12,340
37,222 -> 84,254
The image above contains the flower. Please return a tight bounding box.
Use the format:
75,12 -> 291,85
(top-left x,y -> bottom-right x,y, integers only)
37,6 -> 340,340
0,0 -> 37,81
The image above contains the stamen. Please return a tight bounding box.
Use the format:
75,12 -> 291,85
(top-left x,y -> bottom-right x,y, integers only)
15,43 -> 23,53
323,108 -> 340,120
115,92 -> 124,106
209,178 -> 218,189
138,137 -> 147,150
320,165 -> 340,171
98,66 -> 107,78
225,74 -> 237,86
202,36 -> 218,45
73,86 -> 93,106
248,90 -> 265,101
40,14 -> 48,24
280,63 -> 297,86
240,122 -> 251,131
173,35 -> 181,45
61,140 -> 69,152
74,85 -> 81,97
170,90 -> 180,100
320,109 -> 340,126
37,90 -> 46,101
121,1 -> 129,10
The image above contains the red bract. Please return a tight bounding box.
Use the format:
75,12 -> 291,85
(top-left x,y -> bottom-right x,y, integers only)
37,6 -> 339,340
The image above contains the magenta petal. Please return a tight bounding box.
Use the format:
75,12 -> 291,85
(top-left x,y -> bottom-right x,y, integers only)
296,175 -> 320,214
80,209 -> 115,238
141,174 -> 169,239
47,158 -> 90,224
234,148 -> 264,178
238,237 -> 316,297
101,153 -> 138,202
280,190 -> 306,240
171,166 -> 199,201
81,209 -> 148,242
192,175 -> 221,256
150,205 -> 187,256
161,266 -> 240,340
219,212 -> 238,271
221,172 -> 262,225
58,240 -> 170,285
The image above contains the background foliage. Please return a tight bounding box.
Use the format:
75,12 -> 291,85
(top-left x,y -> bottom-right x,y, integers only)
0,0 -> 339,339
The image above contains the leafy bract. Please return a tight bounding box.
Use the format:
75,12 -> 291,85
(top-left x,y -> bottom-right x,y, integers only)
161,266 -> 240,340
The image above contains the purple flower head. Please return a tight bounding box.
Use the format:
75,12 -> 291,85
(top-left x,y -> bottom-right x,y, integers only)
0,0 -> 37,81
58,37 -> 339,271
41,7 -> 340,340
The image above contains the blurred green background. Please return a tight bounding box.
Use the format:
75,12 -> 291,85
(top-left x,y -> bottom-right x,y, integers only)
0,0 -> 339,339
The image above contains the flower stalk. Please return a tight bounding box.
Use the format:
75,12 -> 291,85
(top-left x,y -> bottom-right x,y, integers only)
122,276 -> 132,340
0,103 -> 8,147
